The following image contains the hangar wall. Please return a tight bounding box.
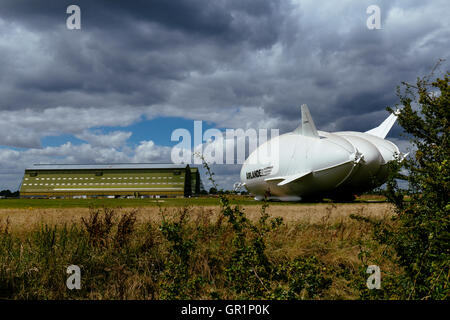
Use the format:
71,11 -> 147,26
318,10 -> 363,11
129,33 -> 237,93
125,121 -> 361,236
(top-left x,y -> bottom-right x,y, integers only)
19,164 -> 201,198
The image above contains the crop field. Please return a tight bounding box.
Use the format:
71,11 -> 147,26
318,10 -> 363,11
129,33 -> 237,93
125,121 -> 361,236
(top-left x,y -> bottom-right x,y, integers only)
0,201 -> 393,232
0,197 -> 399,300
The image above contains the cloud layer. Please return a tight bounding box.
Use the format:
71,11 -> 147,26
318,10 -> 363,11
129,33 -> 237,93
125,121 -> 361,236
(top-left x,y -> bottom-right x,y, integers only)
0,0 -> 449,190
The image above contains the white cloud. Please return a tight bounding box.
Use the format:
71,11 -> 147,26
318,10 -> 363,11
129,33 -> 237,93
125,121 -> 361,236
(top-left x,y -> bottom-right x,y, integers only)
76,130 -> 132,148
0,107 -> 142,148
132,140 -> 172,163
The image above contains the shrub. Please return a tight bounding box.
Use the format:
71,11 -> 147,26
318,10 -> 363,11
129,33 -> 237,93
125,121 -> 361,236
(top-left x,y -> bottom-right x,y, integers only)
364,67 -> 449,300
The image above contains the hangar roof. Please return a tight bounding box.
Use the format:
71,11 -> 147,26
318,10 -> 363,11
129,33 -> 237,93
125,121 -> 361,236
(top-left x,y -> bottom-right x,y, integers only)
26,163 -> 190,171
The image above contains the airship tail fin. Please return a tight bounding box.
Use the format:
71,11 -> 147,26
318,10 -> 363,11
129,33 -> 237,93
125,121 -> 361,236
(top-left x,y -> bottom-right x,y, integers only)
294,104 -> 319,138
365,112 -> 398,138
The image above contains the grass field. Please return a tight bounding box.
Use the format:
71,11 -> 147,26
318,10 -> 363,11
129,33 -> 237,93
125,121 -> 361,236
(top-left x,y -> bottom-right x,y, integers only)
0,197 -> 398,299
0,194 -> 387,209
0,202 -> 393,233
0,197 -> 268,209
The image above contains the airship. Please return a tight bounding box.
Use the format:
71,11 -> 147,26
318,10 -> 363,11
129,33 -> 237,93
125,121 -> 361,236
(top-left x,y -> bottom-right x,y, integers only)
240,104 -> 403,201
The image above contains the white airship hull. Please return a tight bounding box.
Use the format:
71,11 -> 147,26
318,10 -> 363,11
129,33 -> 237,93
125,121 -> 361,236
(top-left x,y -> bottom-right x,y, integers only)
240,105 -> 402,201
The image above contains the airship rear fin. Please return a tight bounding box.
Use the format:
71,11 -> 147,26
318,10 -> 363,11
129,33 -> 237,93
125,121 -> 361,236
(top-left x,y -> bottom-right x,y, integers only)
294,104 -> 319,138
301,104 -> 319,138
365,112 -> 398,138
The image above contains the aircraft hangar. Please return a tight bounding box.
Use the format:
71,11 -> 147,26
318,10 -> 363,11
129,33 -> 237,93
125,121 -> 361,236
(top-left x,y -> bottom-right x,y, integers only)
19,163 -> 202,199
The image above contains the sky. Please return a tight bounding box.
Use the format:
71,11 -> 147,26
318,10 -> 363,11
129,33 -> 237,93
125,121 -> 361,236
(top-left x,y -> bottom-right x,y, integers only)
0,0 -> 449,191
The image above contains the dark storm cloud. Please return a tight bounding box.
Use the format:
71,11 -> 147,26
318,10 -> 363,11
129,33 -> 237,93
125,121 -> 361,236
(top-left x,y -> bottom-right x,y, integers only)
0,0 -> 449,148
0,0 -> 283,46
0,0 -> 288,114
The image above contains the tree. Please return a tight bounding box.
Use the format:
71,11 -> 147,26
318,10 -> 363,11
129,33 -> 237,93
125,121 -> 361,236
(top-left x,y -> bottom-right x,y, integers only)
0,190 -> 19,198
208,187 -> 218,195
376,67 -> 449,299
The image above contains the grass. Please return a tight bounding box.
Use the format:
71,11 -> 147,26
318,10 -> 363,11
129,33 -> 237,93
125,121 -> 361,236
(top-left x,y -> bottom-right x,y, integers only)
0,194 -> 387,209
0,202 -> 394,234
0,201 -> 397,299
0,197 -> 276,209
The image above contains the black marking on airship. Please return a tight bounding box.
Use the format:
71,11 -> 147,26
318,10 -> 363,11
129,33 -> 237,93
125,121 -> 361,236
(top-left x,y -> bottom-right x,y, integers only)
246,166 -> 273,180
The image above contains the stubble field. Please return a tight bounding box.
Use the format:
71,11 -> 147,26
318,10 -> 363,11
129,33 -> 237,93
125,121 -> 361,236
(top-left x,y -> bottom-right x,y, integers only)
0,198 -> 398,299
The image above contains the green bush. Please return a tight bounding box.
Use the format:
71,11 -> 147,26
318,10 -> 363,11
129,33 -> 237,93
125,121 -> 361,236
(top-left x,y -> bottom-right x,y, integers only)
362,68 -> 449,300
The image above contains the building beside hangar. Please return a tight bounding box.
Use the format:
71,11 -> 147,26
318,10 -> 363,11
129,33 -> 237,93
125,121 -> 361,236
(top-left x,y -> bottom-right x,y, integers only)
19,164 -> 202,199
